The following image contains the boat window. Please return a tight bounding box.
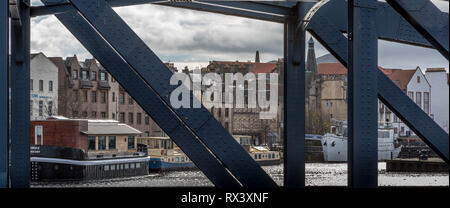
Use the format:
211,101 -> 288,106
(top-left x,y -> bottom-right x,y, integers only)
130,163 -> 135,169
272,153 -> 275,158
88,136 -> 96,150
258,154 -> 261,159
124,164 -> 129,169
268,154 -> 271,159
108,136 -> 116,150
254,154 -> 258,159
104,165 -> 109,171
176,157 -> 179,162
128,136 -> 135,149
111,164 -> 116,170
154,140 -> 159,148
98,136 -> 106,150
136,163 -> 141,168
181,157 -> 185,162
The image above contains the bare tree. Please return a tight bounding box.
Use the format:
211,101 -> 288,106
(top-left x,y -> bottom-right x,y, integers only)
305,110 -> 330,135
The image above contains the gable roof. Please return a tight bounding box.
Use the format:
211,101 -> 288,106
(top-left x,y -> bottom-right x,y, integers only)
385,69 -> 416,90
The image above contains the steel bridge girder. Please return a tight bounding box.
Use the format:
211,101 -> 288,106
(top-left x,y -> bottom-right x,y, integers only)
63,0 -> 277,188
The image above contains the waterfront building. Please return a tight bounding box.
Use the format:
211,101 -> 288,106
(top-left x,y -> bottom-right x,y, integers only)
425,68 -> 449,133
30,52 -> 59,120
48,54 -> 169,137
202,52 -> 283,147
306,39 -> 446,138
30,117 -> 141,158
379,67 -> 432,137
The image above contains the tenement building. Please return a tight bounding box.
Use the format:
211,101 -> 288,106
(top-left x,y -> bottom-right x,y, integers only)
47,54 -> 172,137
201,51 -> 283,147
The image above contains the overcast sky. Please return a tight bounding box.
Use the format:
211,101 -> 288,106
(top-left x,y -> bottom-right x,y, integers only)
30,0 -> 449,72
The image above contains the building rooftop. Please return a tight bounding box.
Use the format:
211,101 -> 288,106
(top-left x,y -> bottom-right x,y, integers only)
47,116 -> 141,135
426,67 -> 446,72
82,121 -> 142,135
385,69 -> 417,90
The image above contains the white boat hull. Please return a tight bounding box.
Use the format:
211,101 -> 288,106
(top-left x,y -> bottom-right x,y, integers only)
322,132 -> 402,162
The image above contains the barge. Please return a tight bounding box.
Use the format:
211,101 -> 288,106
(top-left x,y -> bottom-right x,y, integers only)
31,145 -> 149,181
137,137 -> 196,172
233,135 -> 281,166
30,117 -> 149,181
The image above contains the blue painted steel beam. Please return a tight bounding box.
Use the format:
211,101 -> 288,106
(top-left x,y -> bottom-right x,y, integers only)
283,3 -> 306,188
198,1 -> 294,16
306,3 -> 449,164
155,1 -> 286,23
386,0 -> 449,60
66,0 -> 276,188
41,0 -> 240,188
0,0 -> 9,188
10,0 -> 30,188
306,0 -> 433,49
30,0 -> 291,23
347,0 -> 378,188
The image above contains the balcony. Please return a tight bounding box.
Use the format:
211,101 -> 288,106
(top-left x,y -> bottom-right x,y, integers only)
98,80 -> 111,89
79,79 -> 93,89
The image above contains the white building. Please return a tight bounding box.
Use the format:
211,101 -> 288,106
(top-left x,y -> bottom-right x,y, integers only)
30,52 -> 59,120
425,68 -> 449,133
378,67 -> 431,137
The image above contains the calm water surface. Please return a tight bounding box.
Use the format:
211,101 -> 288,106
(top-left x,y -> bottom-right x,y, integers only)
31,162 -> 449,187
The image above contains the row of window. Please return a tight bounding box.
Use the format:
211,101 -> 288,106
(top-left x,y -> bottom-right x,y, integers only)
79,90 -> 107,103
72,70 -> 109,82
161,156 -> 191,163
118,93 -> 134,105
30,100 -> 53,117
76,111 -> 107,119
88,135 -> 135,151
103,162 -> 141,171
30,79 -> 53,92
118,112 -> 150,125
407,91 -> 430,115
234,119 -> 262,129
253,153 -> 278,160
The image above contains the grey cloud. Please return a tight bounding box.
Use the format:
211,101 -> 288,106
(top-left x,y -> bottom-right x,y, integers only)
30,2 -> 448,71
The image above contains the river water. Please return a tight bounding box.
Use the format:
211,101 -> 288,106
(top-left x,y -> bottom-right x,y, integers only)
31,162 -> 448,187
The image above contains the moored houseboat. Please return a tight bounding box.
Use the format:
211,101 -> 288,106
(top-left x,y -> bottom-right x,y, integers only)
30,117 -> 150,181
233,135 -> 281,165
137,137 -> 196,172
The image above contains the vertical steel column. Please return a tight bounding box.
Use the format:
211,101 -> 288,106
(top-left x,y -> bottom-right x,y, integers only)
0,0 -> 9,188
348,0 -> 378,188
10,0 -> 30,188
283,3 -> 306,188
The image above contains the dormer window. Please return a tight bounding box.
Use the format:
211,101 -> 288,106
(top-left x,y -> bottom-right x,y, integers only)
417,76 -> 420,83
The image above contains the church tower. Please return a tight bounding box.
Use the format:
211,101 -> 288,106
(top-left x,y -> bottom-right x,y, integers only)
306,37 -> 317,78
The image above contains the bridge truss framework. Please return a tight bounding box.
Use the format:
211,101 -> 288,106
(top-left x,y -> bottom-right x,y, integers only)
0,0 -> 448,188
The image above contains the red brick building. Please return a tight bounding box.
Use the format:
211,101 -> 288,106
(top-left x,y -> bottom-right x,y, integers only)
30,119 -> 88,152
